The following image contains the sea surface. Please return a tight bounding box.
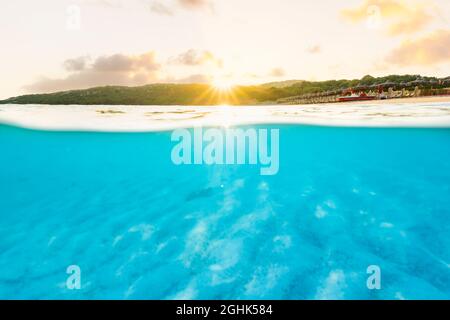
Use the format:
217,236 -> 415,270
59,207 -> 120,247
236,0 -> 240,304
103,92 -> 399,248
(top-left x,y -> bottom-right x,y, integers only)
0,103 -> 449,299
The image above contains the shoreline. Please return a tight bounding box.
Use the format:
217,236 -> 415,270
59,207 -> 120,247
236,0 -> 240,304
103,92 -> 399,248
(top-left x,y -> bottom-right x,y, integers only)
1,95 -> 450,107
323,95 -> 450,106
0,99 -> 450,132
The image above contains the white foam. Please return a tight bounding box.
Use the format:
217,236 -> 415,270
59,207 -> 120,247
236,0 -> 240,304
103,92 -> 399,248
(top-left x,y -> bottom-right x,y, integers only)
1,100 -> 450,132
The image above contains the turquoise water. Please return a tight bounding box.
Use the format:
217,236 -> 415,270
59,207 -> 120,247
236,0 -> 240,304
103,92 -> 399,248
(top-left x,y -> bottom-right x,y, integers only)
0,123 -> 449,299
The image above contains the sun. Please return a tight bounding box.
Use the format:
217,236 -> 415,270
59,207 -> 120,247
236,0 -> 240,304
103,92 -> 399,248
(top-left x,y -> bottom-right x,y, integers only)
211,78 -> 235,91
205,76 -> 239,105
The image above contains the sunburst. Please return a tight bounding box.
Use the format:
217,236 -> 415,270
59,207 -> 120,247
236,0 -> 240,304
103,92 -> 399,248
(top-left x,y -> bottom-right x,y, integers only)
211,78 -> 235,92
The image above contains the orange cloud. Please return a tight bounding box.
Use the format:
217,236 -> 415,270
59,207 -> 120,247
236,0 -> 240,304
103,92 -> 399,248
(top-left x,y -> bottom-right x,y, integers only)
153,0 -> 213,14
385,29 -> 450,66
177,0 -> 211,10
269,68 -> 285,77
341,0 -> 433,36
306,45 -> 321,54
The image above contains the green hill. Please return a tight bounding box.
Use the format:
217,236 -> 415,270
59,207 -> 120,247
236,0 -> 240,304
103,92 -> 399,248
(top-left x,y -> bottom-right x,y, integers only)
0,75 -> 446,105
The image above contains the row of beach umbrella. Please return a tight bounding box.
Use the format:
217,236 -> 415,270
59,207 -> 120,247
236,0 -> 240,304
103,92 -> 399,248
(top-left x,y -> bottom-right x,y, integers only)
292,78 -> 450,99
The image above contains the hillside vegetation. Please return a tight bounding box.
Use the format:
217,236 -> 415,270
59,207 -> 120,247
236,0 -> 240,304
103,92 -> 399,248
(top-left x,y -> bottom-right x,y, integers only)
0,75 -> 445,105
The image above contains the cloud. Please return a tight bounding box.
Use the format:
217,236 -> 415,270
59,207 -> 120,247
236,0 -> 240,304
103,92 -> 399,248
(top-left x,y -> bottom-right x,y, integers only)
86,0 -> 124,7
177,0 -> 212,10
175,73 -> 213,83
385,29 -> 450,66
341,0 -> 433,36
24,50 -> 224,93
25,51 -> 161,93
86,0 -> 213,15
92,52 -> 160,72
387,9 -> 432,36
150,0 -> 213,15
150,2 -> 174,15
63,56 -> 90,72
170,49 -> 222,67
269,68 -> 285,77
306,45 -> 321,54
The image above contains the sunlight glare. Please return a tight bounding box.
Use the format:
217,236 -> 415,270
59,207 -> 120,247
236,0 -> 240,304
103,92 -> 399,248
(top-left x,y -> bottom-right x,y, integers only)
212,78 -> 235,91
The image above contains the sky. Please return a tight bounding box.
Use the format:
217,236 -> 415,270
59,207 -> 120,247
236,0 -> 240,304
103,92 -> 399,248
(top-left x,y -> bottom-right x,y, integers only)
0,0 -> 449,99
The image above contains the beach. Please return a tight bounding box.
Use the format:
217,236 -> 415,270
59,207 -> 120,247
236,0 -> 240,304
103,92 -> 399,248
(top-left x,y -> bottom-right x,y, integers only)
335,95 -> 450,106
